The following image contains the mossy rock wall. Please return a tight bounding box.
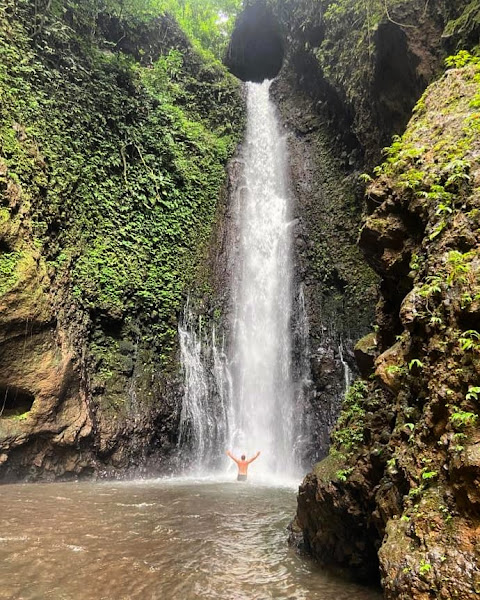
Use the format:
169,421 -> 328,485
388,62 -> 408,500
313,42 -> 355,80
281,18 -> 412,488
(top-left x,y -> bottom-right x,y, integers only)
269,0 -> 480,597
291,57 -> 480,599
268,0 -> 477,164
0,0 -> 245,481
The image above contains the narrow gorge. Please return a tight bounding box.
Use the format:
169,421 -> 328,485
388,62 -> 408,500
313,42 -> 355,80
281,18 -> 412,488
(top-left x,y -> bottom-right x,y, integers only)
0,0 -> 479,599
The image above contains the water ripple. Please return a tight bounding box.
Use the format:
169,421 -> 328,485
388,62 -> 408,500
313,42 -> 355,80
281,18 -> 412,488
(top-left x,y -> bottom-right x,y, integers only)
0,480 -> 381,600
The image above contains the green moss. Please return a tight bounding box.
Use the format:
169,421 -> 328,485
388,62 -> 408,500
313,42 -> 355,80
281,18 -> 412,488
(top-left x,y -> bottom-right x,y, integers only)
313,452 -> 346,482
445,49 -> 480,69
0,250 -> 23,296
0,0 -> 244,368
331,379 -> 369,455
444,4 -> 480,52
370,63 -> 480,249
9,411 -> 30,421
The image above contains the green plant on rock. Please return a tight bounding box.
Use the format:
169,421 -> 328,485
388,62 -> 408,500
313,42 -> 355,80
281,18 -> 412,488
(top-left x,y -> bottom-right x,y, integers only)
439,504 -> 453,524
399,168 -> 426,192
435,201 -> 452,216
446,251 -> 474,286
428,220 -> 447,241
374,135 -> 427,180
429,312 -> 443,326
460,291 -> 479,309
419,560 -> 432,575
336,467 -> 353,482
452,432 -> 467,452
459,329 -> 480,351
10,411 -> 30,421
423,182 -> 454,216
450,409 -> 478,430
466,386 -> 480,401
386,456 -> 398,475
445,50 -> 480,69
331,379 -> 369,455
359,172 -> 373,183
401,421 -> 415,443
408,486 -> 422,500
418,275 -> 442,298
385,364 -> 406,376
408,358 -> 424,371
409,252 -> 423,272
421,469 -> 438,481
0,250 -> 23,295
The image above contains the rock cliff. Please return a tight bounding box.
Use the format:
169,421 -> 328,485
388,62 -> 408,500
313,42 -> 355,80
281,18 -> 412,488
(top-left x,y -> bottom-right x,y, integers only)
279,0 -> 480,595
0,0 -> 245,481
226,0 -> 478,462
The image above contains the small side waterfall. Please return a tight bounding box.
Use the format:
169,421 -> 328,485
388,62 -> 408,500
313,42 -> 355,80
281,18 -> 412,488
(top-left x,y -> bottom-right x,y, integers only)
178,312 -> 231,470
178,80 -> 307,478
339,341 -> 353,392
292,284 -> 313,461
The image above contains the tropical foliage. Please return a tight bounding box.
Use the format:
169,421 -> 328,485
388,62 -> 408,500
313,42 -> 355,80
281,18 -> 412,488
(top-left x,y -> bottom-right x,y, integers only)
0,0 -> 244,373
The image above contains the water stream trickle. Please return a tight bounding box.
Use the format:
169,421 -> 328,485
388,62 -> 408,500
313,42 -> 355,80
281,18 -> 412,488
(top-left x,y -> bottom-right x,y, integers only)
339,342 -> 353,392
178,80 -> 306,478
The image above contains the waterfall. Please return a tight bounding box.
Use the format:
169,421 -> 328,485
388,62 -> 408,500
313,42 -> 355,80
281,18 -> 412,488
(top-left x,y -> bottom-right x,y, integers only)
339,341 -> 353,392
178,312 -> 231,470
292,284 -> 313,461
179,80 -> 305,478
228,80 -> 295,475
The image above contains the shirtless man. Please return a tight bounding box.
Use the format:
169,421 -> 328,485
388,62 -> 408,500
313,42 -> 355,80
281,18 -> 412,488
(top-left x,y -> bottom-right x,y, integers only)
226,450 -> 261,481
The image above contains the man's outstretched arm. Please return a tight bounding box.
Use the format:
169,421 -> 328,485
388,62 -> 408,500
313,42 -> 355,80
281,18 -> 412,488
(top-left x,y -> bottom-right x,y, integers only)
247,451 -> 261,464
226,450 -> 239,464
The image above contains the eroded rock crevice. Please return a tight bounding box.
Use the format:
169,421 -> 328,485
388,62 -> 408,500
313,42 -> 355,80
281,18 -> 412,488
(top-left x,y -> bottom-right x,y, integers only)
0,385 -> 35,417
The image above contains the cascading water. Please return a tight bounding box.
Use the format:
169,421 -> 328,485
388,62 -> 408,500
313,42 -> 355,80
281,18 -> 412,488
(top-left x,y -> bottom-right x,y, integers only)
179,80 -> 305,478
178,311 -> 232,470
339,341 -> 353,392
228,80 -> 295,475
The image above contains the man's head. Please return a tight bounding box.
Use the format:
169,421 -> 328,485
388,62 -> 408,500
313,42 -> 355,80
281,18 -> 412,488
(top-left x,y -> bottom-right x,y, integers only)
241,454 -> 246,461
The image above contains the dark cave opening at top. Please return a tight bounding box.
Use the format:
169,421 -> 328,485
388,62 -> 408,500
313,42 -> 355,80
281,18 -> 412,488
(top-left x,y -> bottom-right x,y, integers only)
225,3 -> 284,83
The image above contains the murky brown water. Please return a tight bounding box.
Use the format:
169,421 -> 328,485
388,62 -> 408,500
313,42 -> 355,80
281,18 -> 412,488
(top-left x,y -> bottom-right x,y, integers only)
0,477 -> 381,600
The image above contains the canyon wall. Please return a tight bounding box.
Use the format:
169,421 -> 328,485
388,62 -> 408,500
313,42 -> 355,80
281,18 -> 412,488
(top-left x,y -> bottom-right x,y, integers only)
270,0 -> 480,463
0,0 -> 245,481
2,6 -> 480,598
257,0 -> 480,597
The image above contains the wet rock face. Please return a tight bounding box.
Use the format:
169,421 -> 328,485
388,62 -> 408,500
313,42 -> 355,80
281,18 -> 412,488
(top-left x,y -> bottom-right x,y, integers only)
354,333 -> 377,379
269,64 -> 378,463
267,0 -> 472,166
292,61 -> 480,599
225,2 -> 284,82
296,461 -> 381,582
